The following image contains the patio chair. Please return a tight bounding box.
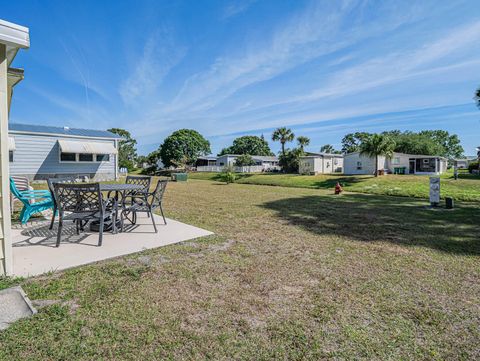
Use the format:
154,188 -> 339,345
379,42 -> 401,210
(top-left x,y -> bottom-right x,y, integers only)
9,177 -> 53,224
47,177 -> 77,230
123,175 -> 152,209
53,183 -> 117,247
121,179 -> 168,233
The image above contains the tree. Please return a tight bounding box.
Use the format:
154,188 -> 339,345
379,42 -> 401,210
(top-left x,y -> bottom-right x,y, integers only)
296,136 -> 310,151
418,130 -> 464,159
159,129 -> 211,168
108,128 -> 137,171
234,154 -> 256,166
475,86 -> 480,109
341,132 -> 372,153
278,148 -> 303,173
392,131 -> 444,156
218,135 -> 273,156
272,127 -> 295,156
359,134 -> 396,177
320,144 -> 341,154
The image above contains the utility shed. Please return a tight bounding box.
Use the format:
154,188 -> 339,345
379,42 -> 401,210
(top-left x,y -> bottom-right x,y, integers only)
9,123 -> 121,181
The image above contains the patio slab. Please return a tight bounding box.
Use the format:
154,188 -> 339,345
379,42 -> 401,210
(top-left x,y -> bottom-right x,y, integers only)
12,214 -> 213,277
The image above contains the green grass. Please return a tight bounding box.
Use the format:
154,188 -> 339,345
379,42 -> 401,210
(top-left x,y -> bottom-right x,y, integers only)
1,179 -> 479,359
189,171 -> 480,202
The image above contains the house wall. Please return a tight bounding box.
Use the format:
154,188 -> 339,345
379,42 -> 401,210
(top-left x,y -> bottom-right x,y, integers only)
216,155 -> 236,167
299,157 -> 316,174
299,156 -> 343,174
9,133 -> 117,181
344,153 -> 386,175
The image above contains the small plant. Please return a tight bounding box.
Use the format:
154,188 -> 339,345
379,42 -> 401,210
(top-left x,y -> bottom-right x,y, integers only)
221,165 -> 236,184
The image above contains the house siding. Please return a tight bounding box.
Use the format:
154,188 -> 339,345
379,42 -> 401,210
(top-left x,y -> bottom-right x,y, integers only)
299,155 -> 344,174
344,153 -> 386,175
9,133 -> 117,181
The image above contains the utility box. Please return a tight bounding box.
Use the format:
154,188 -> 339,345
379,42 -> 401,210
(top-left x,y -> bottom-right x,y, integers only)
445,197 -> 454,209
172,173 -> 188,182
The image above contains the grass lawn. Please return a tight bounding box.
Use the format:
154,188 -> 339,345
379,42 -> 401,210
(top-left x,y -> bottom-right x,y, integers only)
1,179 -> 479,359
189,170 -> 480,202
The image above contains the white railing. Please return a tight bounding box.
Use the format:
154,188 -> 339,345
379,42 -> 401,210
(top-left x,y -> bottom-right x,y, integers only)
197,165 -> 267,173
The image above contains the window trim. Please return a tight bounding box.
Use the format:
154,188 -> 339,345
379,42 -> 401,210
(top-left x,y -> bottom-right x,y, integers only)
59,152 -> 112,163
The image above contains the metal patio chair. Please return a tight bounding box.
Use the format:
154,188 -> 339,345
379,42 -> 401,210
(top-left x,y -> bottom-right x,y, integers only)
121,179 -> 167,233
9,177 -> 53,224
47,176 -> 77,230
53,183 -> 117,247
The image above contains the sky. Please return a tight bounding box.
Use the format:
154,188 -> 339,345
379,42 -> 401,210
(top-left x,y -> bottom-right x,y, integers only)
4,0 -> 480,156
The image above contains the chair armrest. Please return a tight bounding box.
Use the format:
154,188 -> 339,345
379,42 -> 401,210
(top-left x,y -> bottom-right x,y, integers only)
19,190 -> 51,199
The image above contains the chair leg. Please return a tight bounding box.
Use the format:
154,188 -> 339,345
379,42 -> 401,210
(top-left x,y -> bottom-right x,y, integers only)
150,211 -> 157,233
49,205 -> 57,230
98,217 -> 104,246
76,219 -> 80,235
159,203 -> 167,225
56,218 -> 63,247
112,212 -> 117,234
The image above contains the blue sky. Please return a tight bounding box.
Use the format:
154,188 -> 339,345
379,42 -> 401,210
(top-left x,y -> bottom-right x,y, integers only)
5,0 -> 480,155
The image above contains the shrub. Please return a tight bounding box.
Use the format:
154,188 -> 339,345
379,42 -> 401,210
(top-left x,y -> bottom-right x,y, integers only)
221,165 -> 236,184
279,148 -> 303,173
468,161 -> 479,173
234,154 -> 256,167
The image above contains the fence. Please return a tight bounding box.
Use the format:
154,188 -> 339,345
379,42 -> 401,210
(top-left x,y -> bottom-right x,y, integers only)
197,165 -> 266,173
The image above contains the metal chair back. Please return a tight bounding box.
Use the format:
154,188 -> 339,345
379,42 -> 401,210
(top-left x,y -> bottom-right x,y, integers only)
47,177 -> 77,204
151,180 -> 168,208
54,183 -> 103,214
125,175 -> 151,191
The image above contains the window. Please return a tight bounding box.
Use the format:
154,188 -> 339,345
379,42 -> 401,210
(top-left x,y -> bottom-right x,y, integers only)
79,153 -> 94,162
9,151 -> 13,163
357,161 -> 362,170
96,154 -> 110,162
60,152 -> 76,162
392,157 -> 400,165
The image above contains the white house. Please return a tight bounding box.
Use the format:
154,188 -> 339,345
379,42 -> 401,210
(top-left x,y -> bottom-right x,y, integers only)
344,152 -> 448,175
196,154 -> 279,172
299,153 -> 343,174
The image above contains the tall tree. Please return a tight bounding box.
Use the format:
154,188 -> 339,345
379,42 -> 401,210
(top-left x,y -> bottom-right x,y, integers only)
320,144 -> 341,154
296,136 -> 310,151
218,135 -> 273,156
418,130 -> 464,158
341,132 -> 372,153
159,129 -> 211,168
108,128 -> 137,171
360,134 -> 396,177
475,86 -> 480,108
272,127 -> 295,156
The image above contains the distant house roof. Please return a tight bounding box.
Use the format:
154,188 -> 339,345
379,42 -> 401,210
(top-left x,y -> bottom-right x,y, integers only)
197,155 -> 218,161
217,154 -> 278,162
304,152 -> 343,158
344,151 -> 448,160
9,123 -> 121,140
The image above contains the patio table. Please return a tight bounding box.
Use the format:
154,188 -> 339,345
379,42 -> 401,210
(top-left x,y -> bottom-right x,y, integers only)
91,183 -> 145,233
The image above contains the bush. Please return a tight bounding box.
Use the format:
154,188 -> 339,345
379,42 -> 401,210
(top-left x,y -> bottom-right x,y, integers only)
468,161 -> 479,173
221,165 -> 236,184
234,154 -> 256,167
279,148 -> 303,173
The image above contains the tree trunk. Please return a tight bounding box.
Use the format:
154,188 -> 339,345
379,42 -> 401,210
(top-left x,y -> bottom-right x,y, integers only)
375,155 -> 378,177
281,142 -> 285,156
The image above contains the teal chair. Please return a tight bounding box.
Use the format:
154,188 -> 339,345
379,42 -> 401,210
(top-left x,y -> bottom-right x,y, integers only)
10,177 -> 54,224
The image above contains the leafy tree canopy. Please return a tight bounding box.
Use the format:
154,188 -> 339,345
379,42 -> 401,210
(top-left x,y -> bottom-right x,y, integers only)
159,129 -> 211,168
108,128 -> 137,171
272,127 -> 295,156
234,154 -> 256,167
342,130 -> 464,158
296,136 -> 310,151
360,134 -> 396,177
320,144 -> 341,154
219,135 -> 273,156
279,147 -> 304,173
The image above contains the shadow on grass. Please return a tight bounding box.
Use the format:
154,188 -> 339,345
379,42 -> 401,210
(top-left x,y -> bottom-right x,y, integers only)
311,176 -> 368,189
262,193 -> 480,255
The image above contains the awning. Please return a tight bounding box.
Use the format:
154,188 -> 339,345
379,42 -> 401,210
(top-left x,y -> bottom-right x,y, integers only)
58,140 -> 117,154
8,136 -> 15,151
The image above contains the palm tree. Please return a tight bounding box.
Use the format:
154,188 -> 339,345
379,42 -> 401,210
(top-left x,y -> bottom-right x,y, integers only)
360,134 -> 396,177
475,86 -> 480,109
296,136 -> 310,152
272,127 -> 295,156
320,144 -> 335,153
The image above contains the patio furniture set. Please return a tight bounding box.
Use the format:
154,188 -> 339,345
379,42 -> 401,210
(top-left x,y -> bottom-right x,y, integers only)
10,176 -> 168,247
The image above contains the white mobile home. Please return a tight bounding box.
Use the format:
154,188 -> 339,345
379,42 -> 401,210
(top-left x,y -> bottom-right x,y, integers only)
9,123 -> 121,181
299,153 -> 343,174
344,152 -> 447,175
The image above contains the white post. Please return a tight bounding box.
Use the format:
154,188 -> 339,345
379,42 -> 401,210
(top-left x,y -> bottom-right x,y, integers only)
0,44 -> 13,275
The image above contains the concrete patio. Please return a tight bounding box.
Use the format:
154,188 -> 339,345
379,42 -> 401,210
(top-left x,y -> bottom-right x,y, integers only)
11,213 -> 213,277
